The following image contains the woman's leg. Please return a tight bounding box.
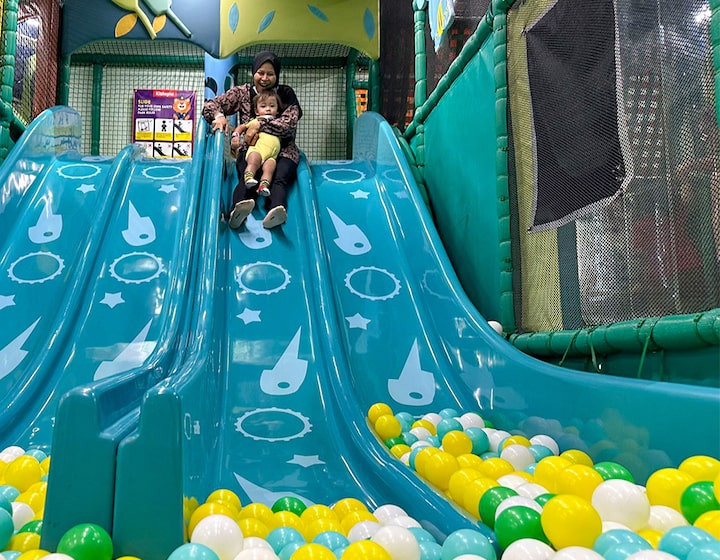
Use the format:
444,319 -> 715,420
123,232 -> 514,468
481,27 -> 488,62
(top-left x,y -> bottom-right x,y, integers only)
233,156 -> 257,206
267,157 -> 299,210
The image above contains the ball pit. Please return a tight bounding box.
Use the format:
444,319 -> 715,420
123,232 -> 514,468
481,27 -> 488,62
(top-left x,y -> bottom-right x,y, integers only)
0,401 -> 717,559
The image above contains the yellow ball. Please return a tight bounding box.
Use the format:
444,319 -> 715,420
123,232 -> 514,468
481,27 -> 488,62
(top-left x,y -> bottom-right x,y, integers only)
461,477 -> 499,517
340,540 -> 392,560
304,516 -> 344,540
16,551 -> 49,560
501,435 -> 532,450
206,488 -> 242,514
301,504 -> 339,525
456,453 -> 484,470
448,468 -> 483,504
715,472 -> 720,504
39,457 -> 51,475
340,510 -> 377,534
694,509 -> 720,539
16,490 -> 46,514
374,415 -> 402,441
237,517 -> 267,538
290,543 -> 336,560
533,456 -> 573,493
560,449 -> 594,467
410,419 -> 437,435
637,528 -> 663,548
331,497 -> 368,519
646,468 -> 696,511
413,447 -> 440,478
424,451 -> 460,491
477,457 -> 514,481
5,456 -> 42,492
679,455 -> 720,482
442,431 -> 473,456
555,464 -> 604,501
390,444 -> 411,459
541,494 -> 602,549
8,532 -> 42,552
187,501 -> 235,536
274,510 -> 305,532
239,502 -> 275,528
367,403 -> 394,424
116,557 -> 143,560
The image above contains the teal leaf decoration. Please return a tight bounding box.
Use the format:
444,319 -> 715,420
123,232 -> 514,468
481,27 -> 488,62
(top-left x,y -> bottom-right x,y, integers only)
307,5 -> 329,21
363,8 -> 375,39
229,3 -> 239,33
258,10 -> 275,33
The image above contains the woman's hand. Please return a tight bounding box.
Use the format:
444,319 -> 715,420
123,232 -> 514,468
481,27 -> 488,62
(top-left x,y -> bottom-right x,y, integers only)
211,113 -> 228,133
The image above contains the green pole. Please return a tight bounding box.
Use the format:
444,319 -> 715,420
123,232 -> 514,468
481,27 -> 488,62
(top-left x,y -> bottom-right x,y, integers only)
412,0 -> 428,109
58,55 -> 71,106
368,58 -> 380,113
0,0 -> 18,163
91,63 -> 103,156
346,49 -> 360,158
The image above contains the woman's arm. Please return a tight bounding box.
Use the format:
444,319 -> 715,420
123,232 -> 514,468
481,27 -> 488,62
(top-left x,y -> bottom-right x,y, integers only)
202,85 -> 252,132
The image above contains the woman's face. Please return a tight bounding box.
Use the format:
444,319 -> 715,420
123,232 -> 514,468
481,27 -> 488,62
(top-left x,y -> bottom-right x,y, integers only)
254,62 -> 277,92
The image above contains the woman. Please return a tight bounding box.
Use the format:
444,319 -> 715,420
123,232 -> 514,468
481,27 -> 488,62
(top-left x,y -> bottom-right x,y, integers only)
202,51 -> 302,229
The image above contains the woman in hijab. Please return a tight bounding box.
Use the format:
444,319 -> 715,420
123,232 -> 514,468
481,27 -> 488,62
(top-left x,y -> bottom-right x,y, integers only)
203,51 -> 302,229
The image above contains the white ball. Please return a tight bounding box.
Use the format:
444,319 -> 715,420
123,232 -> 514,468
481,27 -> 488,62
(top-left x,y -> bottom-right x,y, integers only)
529,435 -> 560,455
646,505 -> 688,533
552,547 -> 604,559
500,444 -> 536,471
373,504 -> 408,523
495,496 -> 543,520
485,429 -> 511,452
41,556 -> 75,560
410,427 -> 433,441
502,538 -> 554,560
601,521 -> 632,532
2,446 -> 25,459
497,474 -> 531,490
232,549 -> 279,560
625,552 -> 682,560
591,480 -> 650,530
516,483 -> 550,499
487,320 -> 503,335
457,413 -> 485,430
371,525 -> 421,560
411,439 -> 433,449
347,520 -> 381,542
242,537 -> 275,550
190,514 -> 244,560
385,515 -> 422,529
11,502 -> 34,531
421,413 -> 442,426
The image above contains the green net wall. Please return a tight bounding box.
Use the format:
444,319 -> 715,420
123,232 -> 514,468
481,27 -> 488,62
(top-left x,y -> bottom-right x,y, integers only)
67,41 -> 354,161
506,0 -> 719,333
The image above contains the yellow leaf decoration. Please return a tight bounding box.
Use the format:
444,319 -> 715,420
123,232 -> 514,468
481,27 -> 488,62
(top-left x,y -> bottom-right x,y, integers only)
152,15 -> 166,34
115,13 -> 138,38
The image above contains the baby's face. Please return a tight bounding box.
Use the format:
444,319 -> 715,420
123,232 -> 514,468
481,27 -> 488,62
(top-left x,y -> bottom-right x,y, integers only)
256,98 -> 278,116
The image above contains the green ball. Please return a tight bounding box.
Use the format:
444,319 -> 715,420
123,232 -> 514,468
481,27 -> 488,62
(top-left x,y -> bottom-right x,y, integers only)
494,505 -> 548,550
384,436 -> 405,449
57,523 -> 113,560
681,481 -> 720,524
534,493 -> 556,507
18,519 -> 43,534
478,486 -> 517,529
593,461 -> 635,483
271,496 -> 307,516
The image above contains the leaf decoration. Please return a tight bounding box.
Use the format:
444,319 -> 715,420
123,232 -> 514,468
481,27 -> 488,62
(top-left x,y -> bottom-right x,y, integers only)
363,8 -> 375,40
307,5 -> 329,22
258,10 -> 275,33
152,14 -> 166,34
115,13 -> 138,38
228,3 -> 239,33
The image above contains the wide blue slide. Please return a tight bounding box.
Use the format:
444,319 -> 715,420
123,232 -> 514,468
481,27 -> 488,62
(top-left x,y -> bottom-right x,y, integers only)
0,109 -> 717,560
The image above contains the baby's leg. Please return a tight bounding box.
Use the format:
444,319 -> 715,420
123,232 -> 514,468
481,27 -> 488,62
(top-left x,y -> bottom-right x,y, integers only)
257,159 -> 276,197
244,151 -> 262,187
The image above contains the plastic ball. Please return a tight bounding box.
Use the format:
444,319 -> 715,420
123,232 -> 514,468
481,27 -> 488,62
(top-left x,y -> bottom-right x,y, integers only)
272,497 -> 307,517
371,525 -> 421,560
591,479 -> 651,530
287,543 -> 335,560
560,449 -> 593,467
278,542 -> 304,560
496,474 -> 530,491
232,548 -> 280,560
340,509 -> 377,534
56,523 -> 113,560
637,528 -> 664,549
411,420 -> 436,436
237,517 -> 270,539
646,468 -> 696,511
460,476 -> 499,516
478,486 -> 518,527
494,505 -> 547,550
495,496 -> 542,520
556,464 -> 604,501
540,495 -> 602,549
0,553 -> 22,560
189,502 -> 236,536
375,415 -> 403,441
592,529 -> 652,555
657,525 -> 715,559
715,472 -> 720,503
694,509 -> 720,539
15,551 -> 50,560
391,444 -> 412,458
385,515 -> 422,529
533,456 -> 572,493
464,428 -> 490,456
500,445 -> 535,472
441,431 -> 473,457
368,403 -> 394,424
7,531 -> 41,552
340,540 -> 392,559
372,504 -> 408,523
679,456 -> 720,482
331,498 -> 368,519
680,481 -> 719,524
43,555 -> 75,560
485,429 -> 511,453
347,520 -> 381,542
553,547 -> 604,560
167,543 -> 220,560
190,514 -> 243,560
0,508 -> 14,549
4,457 -> 42,493
312,530 -> 349,551
440,529 -> 496,560
301,505 -> 338,525
418,541 -> 443,560
529,435 -> 559,455
528,445 -> 554,463
647,504 -> 689,533
266,527 -> 306,554
515,483 -> 549,500
240,503 -> 276,526
407,527 -> 437,544
687,541 -> 720,560
436,419 -> 464,442
477,457 -> 514,480
243,537 -> 275,551
500,538 -> 554,560
273,511 -> 304,533
424,451 -> 459,490
457,413 -> 485,430
11,502 -> 34,531
593,461 -> 635,483
206,489 -> 242,515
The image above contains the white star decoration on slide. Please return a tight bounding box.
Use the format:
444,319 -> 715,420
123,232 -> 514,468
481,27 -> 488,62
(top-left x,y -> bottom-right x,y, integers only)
287,454 -> 325,467
159,184 -> 177,194
100,292 -> 125,308
0,295 -> 15,310
77,184 -> 96,193
237,308 -> 261,324
350,189 -> 369,199
345,313 -> 370,330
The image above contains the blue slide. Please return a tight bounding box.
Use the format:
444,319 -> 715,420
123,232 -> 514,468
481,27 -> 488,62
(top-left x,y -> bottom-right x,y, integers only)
1,110 -> 718,560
